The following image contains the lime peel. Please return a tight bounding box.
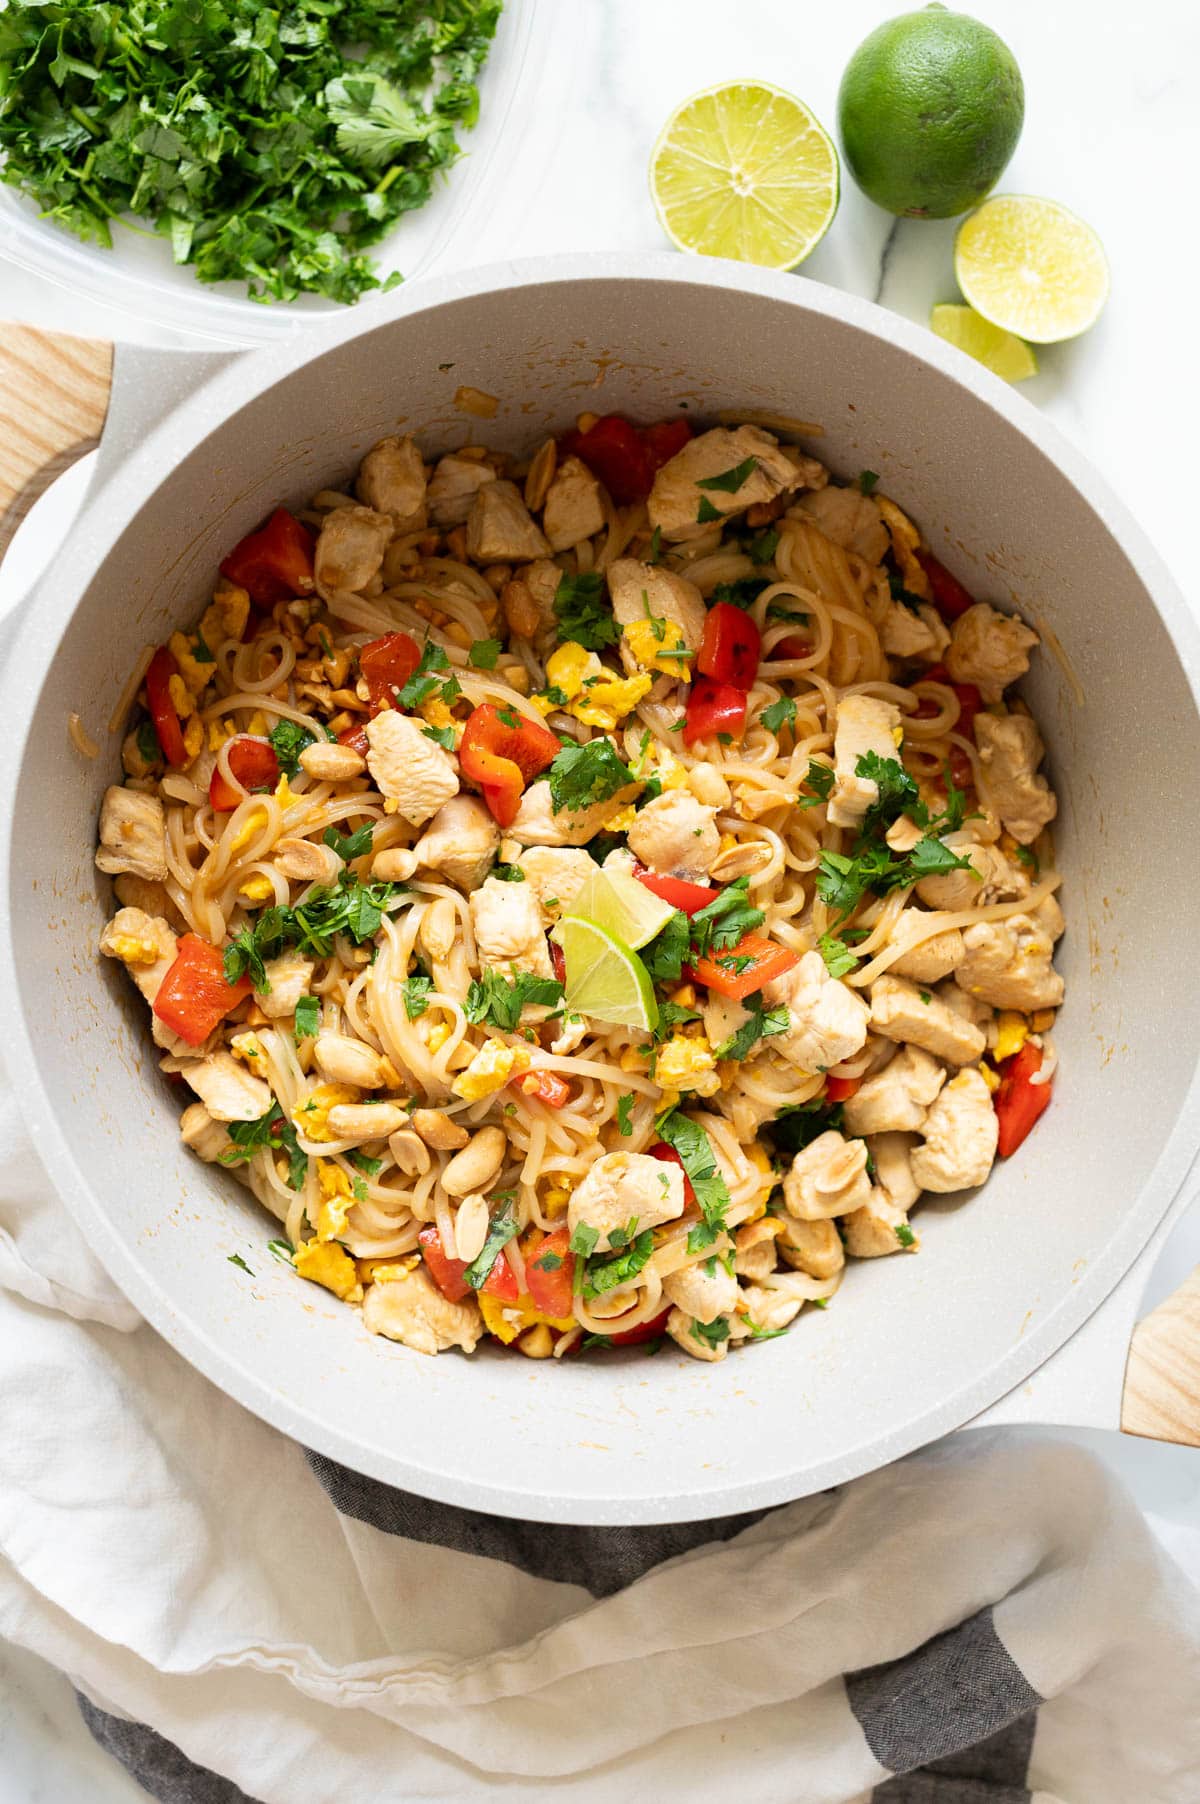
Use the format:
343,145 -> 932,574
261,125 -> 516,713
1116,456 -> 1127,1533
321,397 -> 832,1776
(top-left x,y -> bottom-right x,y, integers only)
650,81 -> 839,270
929,303 -> 1037,383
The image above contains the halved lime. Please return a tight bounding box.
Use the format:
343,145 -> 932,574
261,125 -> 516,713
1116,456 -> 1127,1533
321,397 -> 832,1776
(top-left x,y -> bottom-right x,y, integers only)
930,303 -> 1037,382
954,195 -> 1110,344
552,916 -> 659,1032
650,82 -> 839,269
565,868 -> 676,950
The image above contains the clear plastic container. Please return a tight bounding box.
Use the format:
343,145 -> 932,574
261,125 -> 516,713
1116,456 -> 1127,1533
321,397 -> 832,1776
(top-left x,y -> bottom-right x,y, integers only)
0,0 -> 542,348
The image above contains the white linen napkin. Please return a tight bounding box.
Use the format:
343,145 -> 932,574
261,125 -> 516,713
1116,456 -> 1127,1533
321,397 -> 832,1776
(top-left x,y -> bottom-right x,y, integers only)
0,1064 -> 1198,1804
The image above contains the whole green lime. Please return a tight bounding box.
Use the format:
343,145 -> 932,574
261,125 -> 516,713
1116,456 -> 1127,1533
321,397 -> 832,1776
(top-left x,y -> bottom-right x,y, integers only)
837,5 -> 1024,219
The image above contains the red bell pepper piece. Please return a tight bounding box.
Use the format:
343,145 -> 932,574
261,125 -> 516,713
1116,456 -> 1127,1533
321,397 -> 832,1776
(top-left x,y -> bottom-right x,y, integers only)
697,601 -> 761,689
144,645 -> 188,769
683,677 -> 747,748
550,939 -> 566,986
950,681 -> 982,739
824,1074 -> 862,1103
994,1043 -> 1053,1158
359,632 -> 422,712
525,1226 -> 576,1318
916,549 -> 974,621
458,703 -> 561,828
632,865 -> 715,916
209,736 -> 280,812
418,1225 -> 518,1302
773,633 -> 813,661
645,1142 -> 697,1210
338,722 -> 371,759
641,417 -> 693,475
687,933 -> 800,1001
516,1069 -> 572,1109
219,508 -> 315,608
152,935 -> 251,1046
608,1305 -> 672,1347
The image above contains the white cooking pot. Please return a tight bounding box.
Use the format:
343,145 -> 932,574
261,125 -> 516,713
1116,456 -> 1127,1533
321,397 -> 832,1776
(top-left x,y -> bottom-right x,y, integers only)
1,256 -> 1198,1525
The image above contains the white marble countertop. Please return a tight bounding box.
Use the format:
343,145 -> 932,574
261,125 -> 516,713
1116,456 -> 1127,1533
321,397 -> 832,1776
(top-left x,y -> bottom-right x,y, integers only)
2,1 -> 1198,1796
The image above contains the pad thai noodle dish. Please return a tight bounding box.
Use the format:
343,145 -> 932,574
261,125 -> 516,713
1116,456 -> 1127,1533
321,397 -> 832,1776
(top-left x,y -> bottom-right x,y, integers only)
95,412 -> 1062,1362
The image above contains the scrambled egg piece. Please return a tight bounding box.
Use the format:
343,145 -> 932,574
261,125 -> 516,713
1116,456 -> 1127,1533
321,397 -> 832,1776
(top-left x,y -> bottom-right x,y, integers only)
606,804 -> 638,832
168,631 -> 216,696
452,1038 -> 532,1101
274,774 -> 296,808
293,1239 -> 363,1303
646,745 -> 690,791
979,1062 -> 1001,1093
478,1291 -> 576,1345
247,710 -> 270,737
105,928 -> 161,967
167,673 -> 196,720
294,1082 -> 360,1142
746,1142 -> 777,1215
544,642 -> 651,732
993,1010 -> 1029,1062
356,1255 -> 420,1284
541,1183 -> 571,1218
622,615 -> 691,677
420,693 -> 458,738
202,581 -> 251,645
208,719 -> 236,752
316,1160 -> 354,1242
230,1031 -> 266,1067
229,808 -> 267,854
426,1021 -> 452,1054
654,1032 -> 717,1091
238,873 -> 275,903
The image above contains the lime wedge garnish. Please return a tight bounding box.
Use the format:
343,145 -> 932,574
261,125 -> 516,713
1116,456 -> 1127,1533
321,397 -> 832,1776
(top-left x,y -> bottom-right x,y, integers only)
953,195 -> 1109,344
565,868 -> 676,951
552,916 -> 659,1032
650,82 -> 839,269
930,303 -> 1037,383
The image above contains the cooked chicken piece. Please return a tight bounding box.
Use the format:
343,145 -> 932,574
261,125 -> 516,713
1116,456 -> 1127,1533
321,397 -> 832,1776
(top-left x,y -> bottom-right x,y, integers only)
783,1130 -> 873,1221
777,1213 -> 845,1280
427,453 -> 496,528
889,922 -> 965,983
945,602 -> 1039,703
911,1067 -> 998,1192
96,786 -> 168,881
112,872 -> 182,927
876,496 -> 931,600
954,915 -> 1064,1012
914,833 -> 1030,910
974,712 -> 1057,845
182,1049 -> 271,1122
663,1246 -> 738,1323
871,974 -> 986,1066
648,426 -> 809,542
505,558 -> 564,638
1035,893 -> 1065,943
625,790 -> 720,881
516,846 -> 595,914
100,907 -> 177,1006
739,1284 -> 808,1334
506,778 -> 637,848
762,951 -> 871,1074
827,695 -> 903,829
880,601 -> 950,664
842,1189 -> 917,1258
470,874 -> 554,980
870,1131 -> 922,1211
542,456 -> 605,551
733,1217 -> 781,1282
365,710 -> 459,827
255,950 -> 315,1022
843,1043 -> 946,1136
790,485 -> 889,563
179,1101 -> 230,1162
363,1264 -> 483,1355
355,435 -> 427,530
465,480 -> 550,564
940,983 -> 996,1050
665,1306 -> 731,1361
413,795 -> 500,891
607,559 -> 707,674
314,1033 -> 390,1090
314,505 -> 391,592
567,1150 -> 685,1250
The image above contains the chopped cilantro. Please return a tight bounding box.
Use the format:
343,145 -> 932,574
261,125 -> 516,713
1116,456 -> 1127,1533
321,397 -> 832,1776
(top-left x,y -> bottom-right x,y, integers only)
888,571 -> 926,613
220,1104 -> 307,1191
696,495 -> 723,524
462,1200 -> 520,1291
469,638 -> 501,669
711,577 -> 769,610
223,871 -> 403,986
918,989 -> 932,1004
422,725 -> 456,750
689,876 -> 764,959
654,1110 -> 730,1244
293,995 -> 320,1043
267,1238 -> 295,1265
546,739 -> 634,813
895,1222 -> 917,1248
695,456 -> 758,493
227,1253 -> 253,1274
648,526 -> 662,564
765,1098 -> 844,1160
651,998 -> 703,1044
583,1229 -> 654,1299
1015,844 -> 1039,872
464,969 -> 562,1033
348,1150 -> 383,1176
817,933 -> 859,980
492,863 -> 526,883
396,640 -> 451,710
749,527 -> 780,565
715,993 -> 789,1061
616,1093 -> 634,1136
554,569 -> 618,651
135,718 -> 163,766
761,696 -> 797,734
268,719 -> 315,778
324,822 -> 374,861
859,470 -> 879,495
402,973 -> 433,1019
640,910 -> 691,985
541,685 -> 570,708
691,1315 -> 731,1349
800,759 -> 835,806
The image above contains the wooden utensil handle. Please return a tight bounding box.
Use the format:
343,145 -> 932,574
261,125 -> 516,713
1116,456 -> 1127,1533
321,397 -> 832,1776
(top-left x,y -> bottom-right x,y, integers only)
1,320 -> 1199,1447
0,323 -> 113,561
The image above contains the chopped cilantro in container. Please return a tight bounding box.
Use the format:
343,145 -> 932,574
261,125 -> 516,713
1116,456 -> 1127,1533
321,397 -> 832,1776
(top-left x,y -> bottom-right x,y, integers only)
0,0 -> 502,305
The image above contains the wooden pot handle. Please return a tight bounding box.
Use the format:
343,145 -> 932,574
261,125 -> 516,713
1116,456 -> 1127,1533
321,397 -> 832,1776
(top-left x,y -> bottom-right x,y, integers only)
1122,1263 -> 1200,1446
0,323 -> 113,561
